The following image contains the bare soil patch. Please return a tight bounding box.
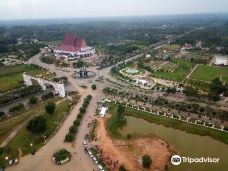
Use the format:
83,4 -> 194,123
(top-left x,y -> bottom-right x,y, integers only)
95,117 -> 174,171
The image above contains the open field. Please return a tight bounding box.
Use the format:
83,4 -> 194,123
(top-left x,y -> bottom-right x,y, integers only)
151,59 -> 193,82
190,65 -> 228,83
0,100 -> 70,166
0,103 -> 46,145
0,64 -> 48,92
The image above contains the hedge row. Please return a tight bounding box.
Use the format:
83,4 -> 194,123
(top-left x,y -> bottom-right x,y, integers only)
64,95 -> 92,142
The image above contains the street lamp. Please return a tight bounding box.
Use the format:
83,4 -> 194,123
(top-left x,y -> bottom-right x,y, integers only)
30,143 -> 33,147
5,156 -> 9,160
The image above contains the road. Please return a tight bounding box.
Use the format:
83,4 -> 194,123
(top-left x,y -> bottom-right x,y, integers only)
7,29 -> 192,170
8,53 -> 101,171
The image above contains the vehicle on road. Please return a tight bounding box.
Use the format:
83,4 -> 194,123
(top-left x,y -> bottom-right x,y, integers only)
84,147 -> 89,153
83,140 -> 87,147
88,151 -> 93,158
93,156 -> 98,164
98,165 -> 105,171
31,149 -> 36,155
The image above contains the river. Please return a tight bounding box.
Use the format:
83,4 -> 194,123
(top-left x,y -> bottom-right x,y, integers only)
121,116 -> 228,171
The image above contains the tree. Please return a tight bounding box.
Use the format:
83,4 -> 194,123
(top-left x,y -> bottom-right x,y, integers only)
119,164 -> 127,171
117,105 -> 125,114
45,102 -> 56,114
29,96 -> 38,105
27,116 -> 46,133
184,86 -> 199,97
142,154 -> 152,168
9,103 -> 25,113
64,133 -> 75,142
117,105 -> 126,126
79,107 -> 86,114
0,111 -> 5,117
209,78 -> 226,101
91,84 -> 97,90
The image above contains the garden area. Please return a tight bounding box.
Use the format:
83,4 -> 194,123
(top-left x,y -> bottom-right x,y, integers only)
0,99 -> 70,167
151,59 -> 193,82
53,148 -> 71,165
190,65 -> 228,83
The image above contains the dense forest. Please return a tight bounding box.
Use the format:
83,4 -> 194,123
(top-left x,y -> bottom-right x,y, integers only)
0,14 -> 228,60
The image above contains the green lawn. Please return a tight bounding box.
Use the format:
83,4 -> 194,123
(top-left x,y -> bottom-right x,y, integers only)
151,59 -> 193,82
0,103 -> 46,144
0,100 -> 70,166
191,65 -> 228,83
108,103 -> 228,145
0,64 -> 48,92
106,104 -> 124,139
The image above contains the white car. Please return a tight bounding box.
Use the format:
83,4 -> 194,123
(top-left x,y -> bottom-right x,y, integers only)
88,151 -> 93,158
98,165 -> 104,171
83,140 -> 87,147
93,156 -> 98,164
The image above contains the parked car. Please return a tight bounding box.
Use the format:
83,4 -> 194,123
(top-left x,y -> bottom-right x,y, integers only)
93,156 -> 98,164
14,158 -> 19,165
98,165 -> 105,171
88,151 -> 93,158
31,149 -> 36,155
84,147 -> 88,153
0,165 -> 4,171
83,140 -> 87,147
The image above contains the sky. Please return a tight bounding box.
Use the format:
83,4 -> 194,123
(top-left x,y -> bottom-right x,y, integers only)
0,0 -> 228,20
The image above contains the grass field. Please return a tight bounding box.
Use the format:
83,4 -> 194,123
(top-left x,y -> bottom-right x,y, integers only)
151,59 -> 193,82
106,104 -> 124,139
0,64 -> 48,92
0,100 -> 70,166
191,65 -> 228,83
0,103 -> 46,145
107,103 -> 228,145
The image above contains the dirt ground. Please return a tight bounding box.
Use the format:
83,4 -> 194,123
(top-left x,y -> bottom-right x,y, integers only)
94,117 -> 174,171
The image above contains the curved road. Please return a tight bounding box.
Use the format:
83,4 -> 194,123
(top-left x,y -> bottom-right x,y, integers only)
8,53 -> 101,171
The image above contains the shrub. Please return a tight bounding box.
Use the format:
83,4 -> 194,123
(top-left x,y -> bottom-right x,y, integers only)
29,96 -> 38,105
53,149 -> 71,164
0,111 -> 5,117
119,165 -> 127,171
64,133 -> 75,142
41,92 -> 54,100
9,103 -> 25,113
73,119 -> 81,126
142,154 -> 152,168
0,85 -> 41,106
91,84 -> 97,90
45,102 -> 56,114
27,116 -> 46,134
69,125 -> 78,134
79,107 -> 86,114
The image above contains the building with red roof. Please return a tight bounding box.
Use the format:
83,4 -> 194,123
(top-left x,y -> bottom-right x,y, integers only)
54,33 -> 95,60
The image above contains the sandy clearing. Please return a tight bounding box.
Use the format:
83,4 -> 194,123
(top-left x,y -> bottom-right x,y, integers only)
95,117 -> 173,171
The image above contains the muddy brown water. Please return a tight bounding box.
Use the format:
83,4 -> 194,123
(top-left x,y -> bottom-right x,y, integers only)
121,116 -> 228,171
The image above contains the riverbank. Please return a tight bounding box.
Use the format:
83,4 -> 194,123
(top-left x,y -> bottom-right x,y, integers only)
95,117 -> 173,171
108,102 -> 228,144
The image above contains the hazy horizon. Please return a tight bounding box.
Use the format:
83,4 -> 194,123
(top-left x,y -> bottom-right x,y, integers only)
0,0 -> 228,20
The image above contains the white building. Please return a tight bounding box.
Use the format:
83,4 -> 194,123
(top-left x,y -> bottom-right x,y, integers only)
214,56 -> 228,66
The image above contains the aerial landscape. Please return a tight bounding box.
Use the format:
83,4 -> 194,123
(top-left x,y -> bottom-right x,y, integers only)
0,0 -> 228,171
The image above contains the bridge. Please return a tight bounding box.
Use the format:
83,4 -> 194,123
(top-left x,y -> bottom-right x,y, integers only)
23,73 -> 66,97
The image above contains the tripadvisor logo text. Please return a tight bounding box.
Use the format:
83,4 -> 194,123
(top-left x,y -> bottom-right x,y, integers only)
171,155 -> 220,165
